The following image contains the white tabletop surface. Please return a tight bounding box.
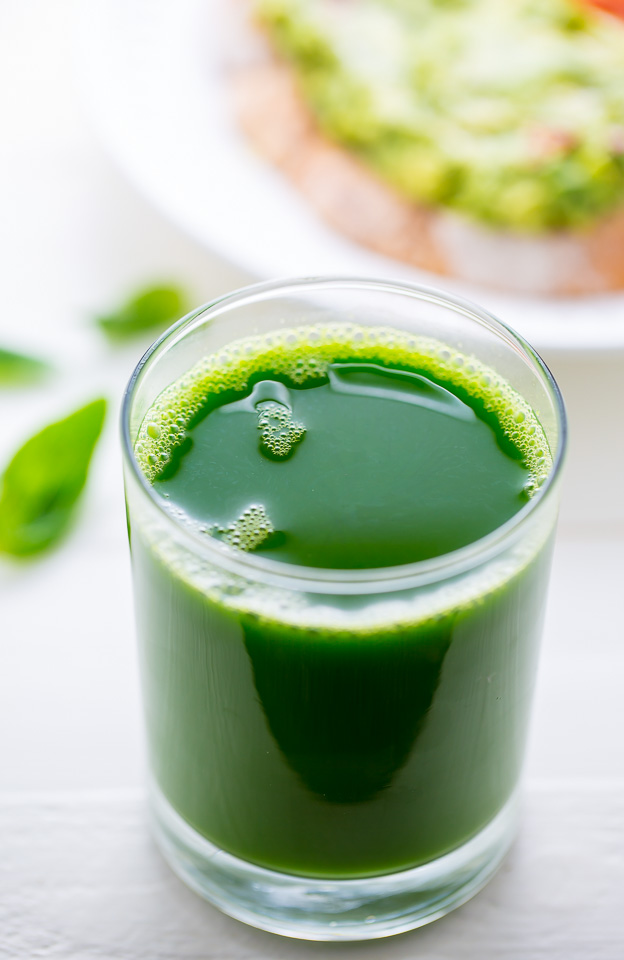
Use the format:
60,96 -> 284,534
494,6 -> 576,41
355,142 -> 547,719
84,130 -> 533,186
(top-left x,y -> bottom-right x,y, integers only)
0,2 -> 623,957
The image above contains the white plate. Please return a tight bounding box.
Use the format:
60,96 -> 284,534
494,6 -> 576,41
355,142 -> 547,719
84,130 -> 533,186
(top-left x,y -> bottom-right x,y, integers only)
76,0 -> 624,352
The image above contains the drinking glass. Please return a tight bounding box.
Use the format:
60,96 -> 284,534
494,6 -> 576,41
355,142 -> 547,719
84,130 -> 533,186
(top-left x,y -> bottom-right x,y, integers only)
121,278 -> 566,940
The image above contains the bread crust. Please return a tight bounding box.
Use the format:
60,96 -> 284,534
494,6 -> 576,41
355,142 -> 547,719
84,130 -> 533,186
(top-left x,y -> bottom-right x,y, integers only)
232,58 -> 624,296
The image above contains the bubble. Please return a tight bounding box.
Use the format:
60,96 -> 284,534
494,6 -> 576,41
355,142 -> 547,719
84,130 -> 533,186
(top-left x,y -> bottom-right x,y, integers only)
220,504 -> 275,552
256,401 -> 306,459
147,423 -> 161,439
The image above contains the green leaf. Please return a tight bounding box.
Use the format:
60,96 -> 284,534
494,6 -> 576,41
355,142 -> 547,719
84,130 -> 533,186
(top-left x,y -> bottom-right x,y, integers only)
0,398 -> 107,557
96,285 -> 188,341
0,347 -> 50,384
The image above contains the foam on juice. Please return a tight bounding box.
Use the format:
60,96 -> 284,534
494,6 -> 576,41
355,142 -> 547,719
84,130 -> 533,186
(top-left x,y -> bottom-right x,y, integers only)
256,400 -> 306,459
135,322 -> 551,484
131,323 -> 556,632
218,503 -> 275,551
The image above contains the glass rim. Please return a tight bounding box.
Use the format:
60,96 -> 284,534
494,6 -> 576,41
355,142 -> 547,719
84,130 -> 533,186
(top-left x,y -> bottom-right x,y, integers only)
121,276 -> 567,591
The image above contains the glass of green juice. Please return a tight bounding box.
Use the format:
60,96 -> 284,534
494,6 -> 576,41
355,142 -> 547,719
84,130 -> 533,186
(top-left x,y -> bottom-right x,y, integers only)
121,277 -> 566,941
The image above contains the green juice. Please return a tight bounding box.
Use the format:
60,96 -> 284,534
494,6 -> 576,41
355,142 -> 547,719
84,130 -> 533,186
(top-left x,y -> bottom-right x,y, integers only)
129,323 -> 553,879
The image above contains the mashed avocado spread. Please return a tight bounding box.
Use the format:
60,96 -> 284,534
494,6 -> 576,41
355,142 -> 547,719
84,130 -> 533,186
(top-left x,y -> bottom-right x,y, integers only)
256,0 -> 624,231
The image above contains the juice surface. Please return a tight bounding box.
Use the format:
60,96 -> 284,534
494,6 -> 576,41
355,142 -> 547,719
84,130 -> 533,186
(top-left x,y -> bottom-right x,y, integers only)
131,324 -> 553,878
153,361 -> 531,568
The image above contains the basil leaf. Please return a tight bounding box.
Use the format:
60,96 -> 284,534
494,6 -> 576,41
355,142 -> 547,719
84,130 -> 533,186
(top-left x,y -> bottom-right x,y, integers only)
96,285 -> 188,341
0,347 -> 50,384
0,398 -> 107,557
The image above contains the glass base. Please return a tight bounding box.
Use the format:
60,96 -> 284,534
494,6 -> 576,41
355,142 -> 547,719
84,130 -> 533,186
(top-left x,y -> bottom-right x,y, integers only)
149,784 -> 518,941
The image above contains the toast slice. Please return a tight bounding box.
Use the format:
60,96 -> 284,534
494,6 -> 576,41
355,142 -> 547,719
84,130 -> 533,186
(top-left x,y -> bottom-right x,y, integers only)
232,56 -> 624,296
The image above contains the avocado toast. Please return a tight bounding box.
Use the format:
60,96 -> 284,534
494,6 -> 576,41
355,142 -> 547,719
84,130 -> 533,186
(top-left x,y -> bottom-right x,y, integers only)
233,0 -> 624,294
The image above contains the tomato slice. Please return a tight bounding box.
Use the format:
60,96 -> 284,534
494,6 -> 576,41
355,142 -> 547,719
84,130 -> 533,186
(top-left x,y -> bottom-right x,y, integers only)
584,0 -> 624,19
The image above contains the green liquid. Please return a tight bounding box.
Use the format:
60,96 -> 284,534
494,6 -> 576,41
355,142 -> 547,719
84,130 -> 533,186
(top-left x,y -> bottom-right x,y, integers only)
130,324 -> 553,878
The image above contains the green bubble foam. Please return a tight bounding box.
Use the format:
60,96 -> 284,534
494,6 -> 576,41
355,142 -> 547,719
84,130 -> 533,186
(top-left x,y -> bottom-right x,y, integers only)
135,323 -> 552,490
257,400 -> 306,459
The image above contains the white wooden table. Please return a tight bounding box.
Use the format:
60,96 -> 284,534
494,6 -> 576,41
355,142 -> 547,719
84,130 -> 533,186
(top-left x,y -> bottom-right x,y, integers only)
0,2 -> 623,957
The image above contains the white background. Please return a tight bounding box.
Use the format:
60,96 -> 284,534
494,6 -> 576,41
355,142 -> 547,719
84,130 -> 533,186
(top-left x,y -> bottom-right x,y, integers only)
0,1 -> 623,957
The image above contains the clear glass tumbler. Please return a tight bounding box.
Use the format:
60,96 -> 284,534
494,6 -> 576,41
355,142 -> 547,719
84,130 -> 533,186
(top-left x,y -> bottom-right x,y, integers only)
121,278 -> 566,941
